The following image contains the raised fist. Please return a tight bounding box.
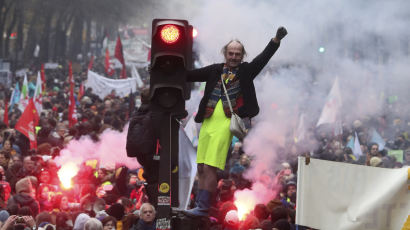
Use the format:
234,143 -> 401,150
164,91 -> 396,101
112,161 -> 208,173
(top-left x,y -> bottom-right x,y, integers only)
276,27 -> 288,41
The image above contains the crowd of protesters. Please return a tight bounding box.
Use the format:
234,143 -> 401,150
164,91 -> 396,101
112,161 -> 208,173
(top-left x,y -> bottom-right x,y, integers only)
0,59 -> 408,230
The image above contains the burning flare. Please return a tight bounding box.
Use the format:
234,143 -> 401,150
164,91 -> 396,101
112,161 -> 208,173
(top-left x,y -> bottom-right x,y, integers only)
58,162 -> 79,189
235,198 -> 254,221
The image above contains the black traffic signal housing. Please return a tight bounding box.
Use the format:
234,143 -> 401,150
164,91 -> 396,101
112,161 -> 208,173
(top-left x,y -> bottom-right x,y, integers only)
149,19 -> 193,114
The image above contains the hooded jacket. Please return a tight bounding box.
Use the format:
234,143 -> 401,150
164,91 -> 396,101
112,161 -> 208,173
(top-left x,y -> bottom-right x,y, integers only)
7,193 -> 40,217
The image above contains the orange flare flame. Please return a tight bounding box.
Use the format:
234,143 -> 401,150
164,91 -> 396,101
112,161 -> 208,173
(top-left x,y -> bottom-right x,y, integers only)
58,162 -> 79,189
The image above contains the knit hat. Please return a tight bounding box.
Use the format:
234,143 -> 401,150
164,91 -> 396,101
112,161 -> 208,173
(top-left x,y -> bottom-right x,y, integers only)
106,203 -> 125,221
0,210 -> 9,222
95,210 -> 108,221
266,199 -> 283,213
15,177 -> 33,194
224,210 -> 239,226
73,213 -> 90,230
370,157 -> 382,167
273,219 -> 290,230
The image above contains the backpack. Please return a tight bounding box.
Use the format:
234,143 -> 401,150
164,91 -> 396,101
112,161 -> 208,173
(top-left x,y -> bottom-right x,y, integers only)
126,108 -> 156,166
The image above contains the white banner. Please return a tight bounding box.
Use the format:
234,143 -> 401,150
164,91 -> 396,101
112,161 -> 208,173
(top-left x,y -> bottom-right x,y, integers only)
296,157 -> 409,230
44,62 -> 60,69
85,71 -> 137,99
178,127 -> 197,210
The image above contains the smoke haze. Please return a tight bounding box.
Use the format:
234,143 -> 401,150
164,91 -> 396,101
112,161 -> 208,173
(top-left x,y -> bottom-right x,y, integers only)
54,126 -> 140,170
148,0 -> 410,208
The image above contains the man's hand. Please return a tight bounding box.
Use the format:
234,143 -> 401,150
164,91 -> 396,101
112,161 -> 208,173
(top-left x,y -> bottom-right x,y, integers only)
22,216 -> 36,228
1,215 -> 18,230
273,26 -> 288,43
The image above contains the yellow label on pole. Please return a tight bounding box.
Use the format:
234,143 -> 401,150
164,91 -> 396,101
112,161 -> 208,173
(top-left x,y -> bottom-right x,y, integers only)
159,183 -> 170,194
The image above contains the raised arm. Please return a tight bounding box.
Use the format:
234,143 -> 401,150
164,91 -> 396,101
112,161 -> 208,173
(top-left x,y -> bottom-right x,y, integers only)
186,64 -> 219,82
247,27 -> 287,80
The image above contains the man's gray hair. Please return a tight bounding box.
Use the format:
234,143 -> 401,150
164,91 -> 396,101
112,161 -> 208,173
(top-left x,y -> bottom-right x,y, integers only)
221,39 -> 247,57
84,218 -> 103,230
140,202 -> 156,214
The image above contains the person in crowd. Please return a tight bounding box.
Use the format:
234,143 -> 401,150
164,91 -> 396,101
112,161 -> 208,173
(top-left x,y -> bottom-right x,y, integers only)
184,26 -> 288,217
0,215 -> 36,230
368,143 -> 381,158
37,184 -> 55,212
223,209 -> 239,230
35,211 -> 53,228
84,218 -> 103,230
0,166 -> 10,204
101,216 -> 117,230
403,147 -> 410,166
55,211 -> 74,230
0,139 -> 17,158
135,203 -> 156,230
50,123 -> 68,149
106,203 -> 125,229
272,218 -> 291,230
271,206 -> 289,226
0,151 -> 10,174
7,177 -> 40,217
0,131 -> 21,155
254,203 -> 270,223
73,213 -> 91,230
126,88 -> 159,206
17,156 -> 37,179
281,181 -> 297,209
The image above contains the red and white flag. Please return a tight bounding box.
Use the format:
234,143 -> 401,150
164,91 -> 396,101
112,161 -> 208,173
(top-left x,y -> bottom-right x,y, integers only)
68,62 -> 77,127
115,35 -> 127,79
15,99 -> 39,149
18,74 -> 29,112
105,48 -> 114,76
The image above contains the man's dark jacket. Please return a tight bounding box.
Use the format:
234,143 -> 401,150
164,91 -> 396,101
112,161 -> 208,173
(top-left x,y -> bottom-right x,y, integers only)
7,193 -> 40,217
187,40 -> 280,123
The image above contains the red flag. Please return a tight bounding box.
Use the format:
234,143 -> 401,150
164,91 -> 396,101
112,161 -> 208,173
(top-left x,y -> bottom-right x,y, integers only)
88,55 -> 94,70
68,62 -> 77,127
15,99 -> 39,149
105,48 -> 114,76
115,35 -> 127,79
40,64 -> 46,92
147,48 -> 151,62
3,101 -> 9,127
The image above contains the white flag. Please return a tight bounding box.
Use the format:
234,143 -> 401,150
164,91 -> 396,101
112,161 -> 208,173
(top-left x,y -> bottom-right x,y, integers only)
316,77 -> 342,126
178,127 -> 197,210
295,113 -> 306,143
18,74 -> 29,112
33,71 -> 43,115
353,132 -> 363,158
33,44 -> 40,57
131,64 -> 144,88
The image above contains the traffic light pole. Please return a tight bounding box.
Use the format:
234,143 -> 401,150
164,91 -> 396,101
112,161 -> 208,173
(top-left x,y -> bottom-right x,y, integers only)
149,18 -> 193,229
156,112 -> 180,230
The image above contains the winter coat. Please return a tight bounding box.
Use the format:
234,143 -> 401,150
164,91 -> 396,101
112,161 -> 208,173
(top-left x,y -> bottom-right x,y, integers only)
187,40 -> 280,123
7,193 -> 40,217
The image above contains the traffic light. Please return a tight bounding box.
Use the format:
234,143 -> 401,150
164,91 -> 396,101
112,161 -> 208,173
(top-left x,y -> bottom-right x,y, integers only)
150,19 -> 193,114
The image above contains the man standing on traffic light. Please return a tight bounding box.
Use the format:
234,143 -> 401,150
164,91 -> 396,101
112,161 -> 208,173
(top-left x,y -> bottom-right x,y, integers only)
183,27 -> 288,217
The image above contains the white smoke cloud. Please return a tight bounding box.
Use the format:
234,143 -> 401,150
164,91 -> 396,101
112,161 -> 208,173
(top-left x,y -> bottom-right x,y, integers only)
54,126 -> 140,170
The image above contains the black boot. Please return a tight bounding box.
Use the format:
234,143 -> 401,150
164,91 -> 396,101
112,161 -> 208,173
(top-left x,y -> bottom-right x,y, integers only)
182,189 -> 211,217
